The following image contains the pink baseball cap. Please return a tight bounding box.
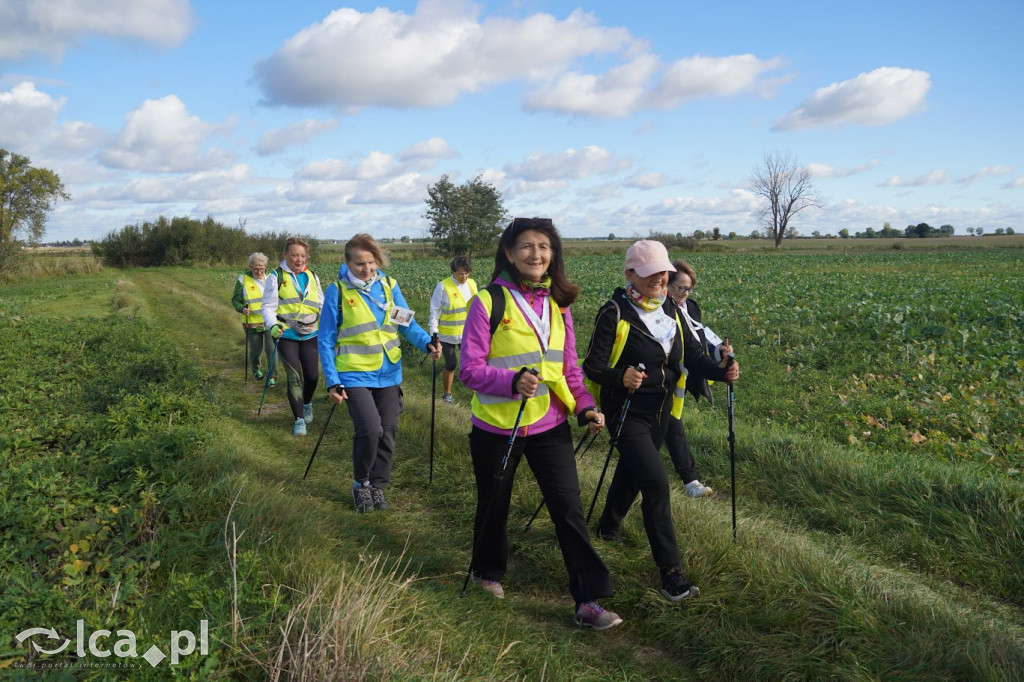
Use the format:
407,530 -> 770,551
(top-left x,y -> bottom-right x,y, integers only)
625,240 -> 676,277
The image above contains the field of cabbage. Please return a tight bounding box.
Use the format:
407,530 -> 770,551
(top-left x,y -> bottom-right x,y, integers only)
376,249 -> 1023,475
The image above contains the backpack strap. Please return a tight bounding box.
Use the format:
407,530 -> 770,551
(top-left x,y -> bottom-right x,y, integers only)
486,282 -> 505,337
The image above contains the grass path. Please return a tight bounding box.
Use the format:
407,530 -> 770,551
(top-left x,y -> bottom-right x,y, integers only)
118,267 -> 1024,680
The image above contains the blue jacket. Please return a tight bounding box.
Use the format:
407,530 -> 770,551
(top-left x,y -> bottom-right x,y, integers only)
318,263 -> 432,389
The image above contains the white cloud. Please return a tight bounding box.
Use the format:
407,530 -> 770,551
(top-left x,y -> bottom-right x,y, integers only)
644,189 -> 759,217
297,151 -> 397,181
774,67 -> 930,130
623,171 -> 668,190
504,146 -> 626,181
107,165 -> 250,203
1005,177 -> 1024,189
504,179 -> 570,200
879,170 -> 950,187
254,2 -> 633,110
256,118 -> 338,156
648,54 -> 787,108
398,137 -> 458,162
956,165 -> 1013,186
99,95 -> 233,172
0,0 -> 193,60
524,56 -> 659,118
0,82 -> 65,147
807,160 -> 880,178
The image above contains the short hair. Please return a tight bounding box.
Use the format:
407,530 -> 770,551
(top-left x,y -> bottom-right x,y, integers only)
450,255 -> 472,273
491,217 -> 579,307
669,258 -> 697,287
248,252 -> 268,269
282,237 -> 309,257
345,233 -> 388,268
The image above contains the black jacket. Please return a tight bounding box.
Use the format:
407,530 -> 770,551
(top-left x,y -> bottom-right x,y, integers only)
583,288 -> 727,421
680,298 -> 716,404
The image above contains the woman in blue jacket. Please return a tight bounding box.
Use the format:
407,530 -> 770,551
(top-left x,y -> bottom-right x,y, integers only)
318,234 -> 441,513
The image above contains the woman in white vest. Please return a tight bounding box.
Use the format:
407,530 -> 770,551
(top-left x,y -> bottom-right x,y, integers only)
459,217 -> 621,631
664,259 -> 738,496
428,255 -> 478,404
318,234 -> 441,514
232,252 -> 277,385
262,237 -> 323,436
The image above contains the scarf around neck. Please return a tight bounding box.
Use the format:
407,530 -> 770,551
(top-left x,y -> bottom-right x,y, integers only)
346,269 -> 381,293
625,283 -> 666,312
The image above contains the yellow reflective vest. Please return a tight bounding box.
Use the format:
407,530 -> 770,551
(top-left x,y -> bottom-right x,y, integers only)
275,268 -> 322,334
239,273 -> 265,326
333,276 -> 402,372
471,286 -> 575,430
437,277 -> 478,343
586,303 -> 687,419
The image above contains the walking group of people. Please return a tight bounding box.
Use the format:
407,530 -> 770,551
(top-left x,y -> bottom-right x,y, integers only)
233,219 -> 739,632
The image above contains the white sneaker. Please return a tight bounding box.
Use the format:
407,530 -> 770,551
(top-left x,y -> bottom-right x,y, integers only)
684,480 -> 713,498
471,573 -> 505,599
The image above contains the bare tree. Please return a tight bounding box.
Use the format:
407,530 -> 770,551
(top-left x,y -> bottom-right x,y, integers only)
749,151 -> 817,247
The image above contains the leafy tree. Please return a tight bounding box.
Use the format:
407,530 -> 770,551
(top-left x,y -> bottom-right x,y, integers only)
0,149 -> 71,244
728,231 -> 737,240
939,224 -> 955,237
811,230 -> 821,239
712,227 -> 722,240
423,174 -> 508,257
749,151 -> 817,247
693,229 -> 706,240
607,232 -> 616,240
975,226 -> 984,236
749,229 -> 761,239
838,228 -> 850,239
905,222 -> 936,238
1007,227 -> 1015,235
995,228 -> 1005,235
966,227 -> 975,236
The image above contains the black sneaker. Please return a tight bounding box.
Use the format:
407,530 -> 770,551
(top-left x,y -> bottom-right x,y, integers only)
353,485 -> 374,513
370,486 -> 389,511
597,526 -> 625,546
660,565 -> 699,602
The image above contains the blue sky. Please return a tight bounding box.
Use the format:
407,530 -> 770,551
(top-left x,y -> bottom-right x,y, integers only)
2,0 -> 1022,242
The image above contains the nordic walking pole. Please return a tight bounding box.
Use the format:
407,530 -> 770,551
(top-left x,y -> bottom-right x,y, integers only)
724,337 -> 737,541
429,333 -> 439,485
586,363 -> 644,525
524,428 -> 599,533
257,336 -> 281,415
243,326 -> 249,383
461,368 -> 538,595
303,397 -> 340,479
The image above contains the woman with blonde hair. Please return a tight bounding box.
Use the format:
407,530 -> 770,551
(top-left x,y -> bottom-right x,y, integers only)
263,237 -> 323,436
318,234 -> 440,513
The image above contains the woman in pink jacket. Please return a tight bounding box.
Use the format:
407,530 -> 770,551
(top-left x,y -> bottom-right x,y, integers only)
459,217 -> 621,631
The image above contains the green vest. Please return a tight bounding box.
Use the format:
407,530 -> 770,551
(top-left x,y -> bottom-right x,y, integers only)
471,287 -> 575,429
333,277 -> 402,372
438,277 -> 478,343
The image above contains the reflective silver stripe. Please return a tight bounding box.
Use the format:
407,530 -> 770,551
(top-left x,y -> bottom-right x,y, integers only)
383,337 -> 402,351
381,324 -> 398,334
478,384 -> 549,403
335,344 -> 384,356
487,351 -> 543,369
543,348 -> 564,364
278,296 -> 301,305
338,321 -> 379,338
442,306 -> 467,315
438,333 -> 461,344
310,299 -> 323,311
675,385 -> 687,398
278,311 -> 299,320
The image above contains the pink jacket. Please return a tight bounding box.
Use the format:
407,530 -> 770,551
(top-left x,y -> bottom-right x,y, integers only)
459,277 -> 596,436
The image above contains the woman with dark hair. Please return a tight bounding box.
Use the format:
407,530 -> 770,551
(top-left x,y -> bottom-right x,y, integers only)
582,240 -> 739,602
458,217 -> 621,631
664,259 -> 738,495
428,255 -> 478,403
263,237 -> 322,436
318,233 -> 441,513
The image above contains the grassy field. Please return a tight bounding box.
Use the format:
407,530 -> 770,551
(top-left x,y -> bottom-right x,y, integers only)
1,244 -> 1022,680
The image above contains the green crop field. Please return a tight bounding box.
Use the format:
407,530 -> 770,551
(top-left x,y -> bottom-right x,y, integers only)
2,246 -> 1022,680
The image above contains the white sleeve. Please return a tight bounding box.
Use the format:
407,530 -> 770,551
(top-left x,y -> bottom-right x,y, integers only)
427,281 -> 446,334
262,274 -> 280,327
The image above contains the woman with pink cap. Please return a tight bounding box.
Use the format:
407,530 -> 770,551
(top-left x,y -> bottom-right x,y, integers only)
582,239 -> 739,601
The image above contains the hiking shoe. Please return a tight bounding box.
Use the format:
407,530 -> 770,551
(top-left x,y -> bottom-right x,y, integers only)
268,378 -> 276,387
597,526 -> 625,546
441,392 -> 454,404
370,486 -> 389,511
353,485 -> 374,513
684,480 -> 714,498
303,402 -> 314,425
471,574 -> 504,599
574,601 -> 623,631
660,566 -> 699,602
292,418 -> 307,436
254,370 -> 264,380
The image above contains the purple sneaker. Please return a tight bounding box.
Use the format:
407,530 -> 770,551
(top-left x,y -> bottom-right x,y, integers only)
574,601 -> 623,631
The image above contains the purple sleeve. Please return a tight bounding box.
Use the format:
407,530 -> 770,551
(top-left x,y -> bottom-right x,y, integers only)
459,295 -> 517,398
562,308 -> 595,415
